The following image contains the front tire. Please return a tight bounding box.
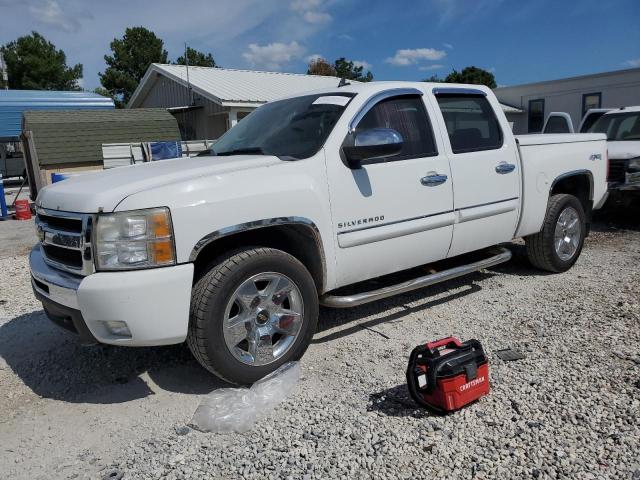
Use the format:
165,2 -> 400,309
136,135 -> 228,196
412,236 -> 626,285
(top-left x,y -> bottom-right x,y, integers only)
525,194 -> 586,273
187,247 -> 319,385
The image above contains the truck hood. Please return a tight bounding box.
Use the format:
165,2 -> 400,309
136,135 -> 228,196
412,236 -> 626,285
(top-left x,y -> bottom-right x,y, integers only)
36,155 -> 281,213
607,141 -> 640,160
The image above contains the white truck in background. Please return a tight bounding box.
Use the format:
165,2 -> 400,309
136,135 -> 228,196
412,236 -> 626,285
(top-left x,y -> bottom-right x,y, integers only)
30,82 -> 608,384
586,106 -> 640,204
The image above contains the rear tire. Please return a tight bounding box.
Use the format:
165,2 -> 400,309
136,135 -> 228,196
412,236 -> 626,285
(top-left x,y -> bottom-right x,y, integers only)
525,194 -> 586,273
187,247 -> 319,385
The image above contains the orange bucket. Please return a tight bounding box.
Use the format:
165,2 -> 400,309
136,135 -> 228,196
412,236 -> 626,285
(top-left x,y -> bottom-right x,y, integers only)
14,199 -> 32,220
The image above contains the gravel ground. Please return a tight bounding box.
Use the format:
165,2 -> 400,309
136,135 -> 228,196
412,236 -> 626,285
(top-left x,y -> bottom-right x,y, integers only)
0,208 -> 639,480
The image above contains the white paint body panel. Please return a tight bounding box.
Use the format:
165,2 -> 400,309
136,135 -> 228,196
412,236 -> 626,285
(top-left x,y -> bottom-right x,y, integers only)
31,81 -> 608,346
514,134 -> 608,237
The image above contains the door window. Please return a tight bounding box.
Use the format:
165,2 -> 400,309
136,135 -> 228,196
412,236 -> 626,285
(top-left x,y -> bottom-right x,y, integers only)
528,99 -> 545,133
582,93 -> 601,118
436,94 -> 503,153
356,95 -> 437,160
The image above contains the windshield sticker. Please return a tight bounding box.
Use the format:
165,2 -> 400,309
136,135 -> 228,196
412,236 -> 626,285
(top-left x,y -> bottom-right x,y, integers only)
312,96 -> 351,107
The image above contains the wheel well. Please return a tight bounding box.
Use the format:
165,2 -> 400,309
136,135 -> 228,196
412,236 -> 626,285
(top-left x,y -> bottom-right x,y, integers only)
191,224 -> 325,293
550,172 -> 593,227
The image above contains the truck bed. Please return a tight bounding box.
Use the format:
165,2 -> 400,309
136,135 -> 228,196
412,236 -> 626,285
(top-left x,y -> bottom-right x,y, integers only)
514,133 -> 608,238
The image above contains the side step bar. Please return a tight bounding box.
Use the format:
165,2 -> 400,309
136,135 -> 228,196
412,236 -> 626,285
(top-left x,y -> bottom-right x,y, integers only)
320,246 -> 512,308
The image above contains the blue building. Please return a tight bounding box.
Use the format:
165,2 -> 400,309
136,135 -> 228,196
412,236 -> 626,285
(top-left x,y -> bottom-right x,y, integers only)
0,90 -> 114,141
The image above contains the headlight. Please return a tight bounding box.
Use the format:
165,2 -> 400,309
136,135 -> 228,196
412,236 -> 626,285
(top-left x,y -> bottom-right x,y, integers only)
95,207 -> 176,270
629,157 -> 640,172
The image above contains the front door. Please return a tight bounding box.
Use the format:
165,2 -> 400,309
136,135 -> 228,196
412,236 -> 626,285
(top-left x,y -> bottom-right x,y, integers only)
325,89 -> 455,288
430,89 -> 521,258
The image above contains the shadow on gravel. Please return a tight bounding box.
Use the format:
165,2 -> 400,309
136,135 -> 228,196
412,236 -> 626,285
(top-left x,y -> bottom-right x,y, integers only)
314,274 -> 487,343
367,384 -> 430,418
591,201 -> 640,232
0,310 -> 228,404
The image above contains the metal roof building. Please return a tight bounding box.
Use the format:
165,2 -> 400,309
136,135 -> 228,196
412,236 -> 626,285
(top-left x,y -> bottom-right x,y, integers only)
494,67 -> 640,134
0,90 -> 114,141
128,64 -> 348,140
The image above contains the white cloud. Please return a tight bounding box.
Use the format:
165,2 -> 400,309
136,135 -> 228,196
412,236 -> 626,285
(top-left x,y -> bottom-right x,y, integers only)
443,43 -> 453,49
385,48 -> 447,66
290,0 -> 332,24
242,41 -> 306,70
28,0 -> 90,33
625,58 -> 640,68
303,11 -> 332,24
305,53 -> 324,63
337,33 -> 354,41
418,64 -> 444,71
353,60 -> 372,70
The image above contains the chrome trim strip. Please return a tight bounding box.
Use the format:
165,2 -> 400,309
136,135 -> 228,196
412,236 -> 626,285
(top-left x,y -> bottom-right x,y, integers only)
432,87 -> 487,96
338,209 -> 453,235
320,247 -> 511,308
30,245 -> 81,309
188,217 -> 327,290
457,198 -> 519,223
348,88 -> 424,133
337,198 -> 519,237
338,212 -> 455,248
458,197 -> 520,212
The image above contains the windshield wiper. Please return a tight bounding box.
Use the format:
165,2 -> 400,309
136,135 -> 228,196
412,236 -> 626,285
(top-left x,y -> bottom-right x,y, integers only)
216,147 -> 266,156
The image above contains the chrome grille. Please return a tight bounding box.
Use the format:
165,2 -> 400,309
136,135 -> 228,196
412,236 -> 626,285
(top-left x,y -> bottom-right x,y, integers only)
35,208 -> 95,276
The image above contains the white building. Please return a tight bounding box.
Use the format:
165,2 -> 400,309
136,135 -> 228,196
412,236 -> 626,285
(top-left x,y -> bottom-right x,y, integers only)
494,67 -> 640,134
128,64 -> 347,140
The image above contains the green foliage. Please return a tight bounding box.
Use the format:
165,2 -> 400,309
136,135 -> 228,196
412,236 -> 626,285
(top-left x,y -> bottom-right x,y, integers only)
333,57 -> 373,82
444,66 -> 496,88
307,58 -> 337,77
0,31 -> 82,90
423,74 -> 443,82
100,27 -> 168,107
175,47 -> 216,67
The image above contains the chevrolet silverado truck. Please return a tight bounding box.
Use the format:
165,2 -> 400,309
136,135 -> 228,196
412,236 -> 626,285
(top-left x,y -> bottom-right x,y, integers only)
586,106 -> 640,204
30,82 -> 608,384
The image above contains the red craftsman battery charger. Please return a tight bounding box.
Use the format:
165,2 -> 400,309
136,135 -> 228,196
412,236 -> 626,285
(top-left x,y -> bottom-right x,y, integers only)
406,337 -> 489,414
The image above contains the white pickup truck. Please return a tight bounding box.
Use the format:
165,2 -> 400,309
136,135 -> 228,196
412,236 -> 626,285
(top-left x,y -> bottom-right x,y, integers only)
30,82 -> 608,384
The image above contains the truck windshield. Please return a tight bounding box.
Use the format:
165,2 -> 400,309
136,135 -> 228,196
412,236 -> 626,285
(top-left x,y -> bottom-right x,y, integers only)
205,93 -> 354,160
588,112 -> 640,141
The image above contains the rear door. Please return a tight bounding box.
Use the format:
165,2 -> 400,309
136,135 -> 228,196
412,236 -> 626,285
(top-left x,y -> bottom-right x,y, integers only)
429,88 -> 521,257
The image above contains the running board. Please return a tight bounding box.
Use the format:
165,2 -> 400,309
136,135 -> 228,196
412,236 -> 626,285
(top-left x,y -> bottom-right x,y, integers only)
320,246 -> 512,308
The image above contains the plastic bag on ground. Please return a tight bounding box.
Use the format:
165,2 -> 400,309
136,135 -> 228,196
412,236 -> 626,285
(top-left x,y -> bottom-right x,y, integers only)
190,362 -> 300,433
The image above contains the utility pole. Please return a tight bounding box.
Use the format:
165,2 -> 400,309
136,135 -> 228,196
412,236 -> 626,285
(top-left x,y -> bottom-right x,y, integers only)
185,43 -> 193,105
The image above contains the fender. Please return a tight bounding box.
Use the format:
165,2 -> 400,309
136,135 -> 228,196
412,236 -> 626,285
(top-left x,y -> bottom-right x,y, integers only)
188,216 -> 327,289
550,169 -> 594,200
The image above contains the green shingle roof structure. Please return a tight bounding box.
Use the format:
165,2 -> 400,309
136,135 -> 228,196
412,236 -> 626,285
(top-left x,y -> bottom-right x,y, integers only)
22,108 -> 180,166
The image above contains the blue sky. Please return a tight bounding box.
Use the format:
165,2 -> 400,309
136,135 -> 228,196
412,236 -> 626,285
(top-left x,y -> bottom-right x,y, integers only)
1,0 -> 639,90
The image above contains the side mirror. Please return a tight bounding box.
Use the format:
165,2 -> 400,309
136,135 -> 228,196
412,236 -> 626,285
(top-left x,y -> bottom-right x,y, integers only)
342,128 -> 404,168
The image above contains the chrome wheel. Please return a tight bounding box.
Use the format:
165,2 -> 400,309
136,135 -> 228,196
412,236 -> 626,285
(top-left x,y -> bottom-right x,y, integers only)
554,206 -> 581,261
223,272 -> 304,366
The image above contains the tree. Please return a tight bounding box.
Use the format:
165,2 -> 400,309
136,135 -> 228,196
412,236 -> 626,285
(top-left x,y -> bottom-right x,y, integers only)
333,57 -> 373,82
444,66 -> 496,88
100,27 -> 168,107
423,74 -> 443,82
0,31 -> 82,90
176,47 -> 216,67
307,57 -> 336,77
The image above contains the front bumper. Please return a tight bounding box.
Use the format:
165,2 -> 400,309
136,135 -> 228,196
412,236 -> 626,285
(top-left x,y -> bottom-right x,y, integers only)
30,245 -> 194,346
609,171 -> 640,192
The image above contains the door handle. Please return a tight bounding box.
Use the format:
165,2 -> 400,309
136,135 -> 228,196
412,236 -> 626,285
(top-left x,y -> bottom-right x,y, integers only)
495,162 -> 516,174
420,172 -> 448,186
